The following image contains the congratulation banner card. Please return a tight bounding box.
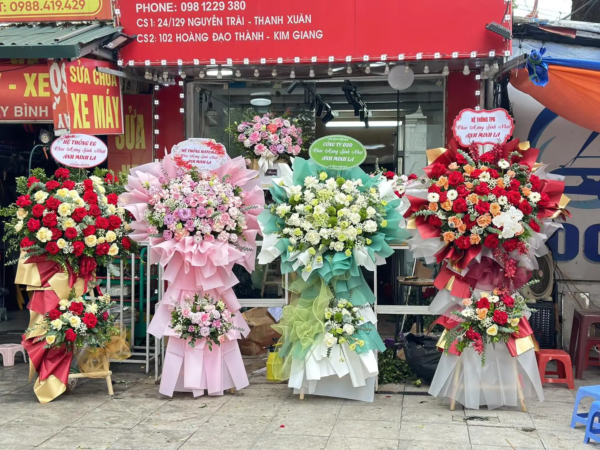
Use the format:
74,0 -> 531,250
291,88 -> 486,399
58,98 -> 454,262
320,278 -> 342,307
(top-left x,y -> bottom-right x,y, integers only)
0,0 -> 113,22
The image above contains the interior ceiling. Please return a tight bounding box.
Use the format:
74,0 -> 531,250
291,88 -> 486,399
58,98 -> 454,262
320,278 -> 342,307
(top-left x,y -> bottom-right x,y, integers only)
193,78 -> 444,118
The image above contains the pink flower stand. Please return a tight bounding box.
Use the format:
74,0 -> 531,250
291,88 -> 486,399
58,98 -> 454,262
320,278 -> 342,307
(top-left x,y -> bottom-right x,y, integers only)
0,344 -> 27,367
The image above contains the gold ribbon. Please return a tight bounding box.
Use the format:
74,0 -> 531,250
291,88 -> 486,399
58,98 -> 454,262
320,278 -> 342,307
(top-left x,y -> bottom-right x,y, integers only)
77,334 -> 131,378
514,335 -> 538,356
518,142 -> 530,151
33,376 -> 67,404
550,194 -> 571,220
406,216 -> 417,230
426,147 -> 447,165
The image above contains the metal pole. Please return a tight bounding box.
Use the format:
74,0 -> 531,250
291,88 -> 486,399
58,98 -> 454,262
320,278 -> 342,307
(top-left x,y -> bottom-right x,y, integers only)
28,145 -> 45,175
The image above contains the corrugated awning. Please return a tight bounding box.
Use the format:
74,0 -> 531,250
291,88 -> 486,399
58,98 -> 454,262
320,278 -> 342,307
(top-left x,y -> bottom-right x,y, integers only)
0,23 -> 124,59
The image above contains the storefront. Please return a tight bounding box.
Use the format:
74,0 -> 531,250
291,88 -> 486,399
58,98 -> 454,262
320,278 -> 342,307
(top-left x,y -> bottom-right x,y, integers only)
109,0 -> 514,340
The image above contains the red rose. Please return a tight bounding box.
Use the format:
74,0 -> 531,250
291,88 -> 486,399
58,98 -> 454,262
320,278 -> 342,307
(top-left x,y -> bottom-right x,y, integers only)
492,187 -> 507,198
20,237 -> 35,248
428,184 -> 441,194
539,193 -> 550,207
122,237 -> 132,250
88,205 -> 102,217
408,174 -> 418,180
45,180 -> 60,191
48,309 -> 62,320
55,168 -> 70,179
73,241 -> 85,256
82,313 -> 98,329
455,236 -> 471,249
32,204 -> 45,218
45,242 -> 60,255
530,175 -> 541,191
42,213 -> 58,228
62,180 -> 76,190
83,179 -> 94,191
383,171 -> 395,180
69,301 -> 84,316
79,256 -> 97,276
64,227 -> 78,240
51,228 -> 62,241
430,163 -> 447,179
507,191 -> 522,206
503,239 -> 519,253
483,234 -> 499,249
45,197 -> 61,210
83,225 -> 96,237
82,192 -> 98,205
465,328 -> 480,341
428,215 -> 442,227
456,185 -> 469,197
96,243 -> 110,256
456,153 -> 468,165
475,201 -> 490,215
519,201 -> 533,215
72,207 -> 88,223
105,173 -> 114,182
488,169 -> 499,179
106,193 -> 119,205
439,191 -> 448,203
65,328 -> 77,342
16,195 -> 32,207
479,152 -> 496,164
95,217 -> 109,230
529,219 -> 541,232
475,183 -> 490,196
471,169 -> 482,179
502,295 -> 515,308
463,215 -> 477,230
108,216 -> 122,230
477,298 -> 490,310
27,218 -> 41,233
102,311 -> 109,321
509,179 -> 521,191
493,310 -> 508,325
27,177 -> 40,188
452,198 -> 468,213
448,171 -> 464,187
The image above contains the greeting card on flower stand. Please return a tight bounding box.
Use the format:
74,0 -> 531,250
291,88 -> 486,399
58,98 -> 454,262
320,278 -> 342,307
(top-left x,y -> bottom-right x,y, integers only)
258,138 -> 410,402
404,108 -> 570,410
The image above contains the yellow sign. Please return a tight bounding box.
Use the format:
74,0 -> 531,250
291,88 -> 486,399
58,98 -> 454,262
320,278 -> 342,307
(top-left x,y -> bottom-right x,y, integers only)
0,0 -> 112,22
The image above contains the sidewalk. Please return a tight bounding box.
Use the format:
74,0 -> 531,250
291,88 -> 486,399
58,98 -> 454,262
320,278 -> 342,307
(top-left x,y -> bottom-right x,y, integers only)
0,357 -> 598,450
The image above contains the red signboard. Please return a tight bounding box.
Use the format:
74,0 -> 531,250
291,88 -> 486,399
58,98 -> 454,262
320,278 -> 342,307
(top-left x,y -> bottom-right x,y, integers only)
0,65 -> 53,122
107,94 -> 154,174
0,0 -> 113,22
49,58 -> 124,135
118,0 -> 511,65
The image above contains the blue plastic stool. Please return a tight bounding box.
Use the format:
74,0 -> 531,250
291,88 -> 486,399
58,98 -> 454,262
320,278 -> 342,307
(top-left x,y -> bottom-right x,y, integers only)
572,386 -> 600,428
585,402 -> 600,444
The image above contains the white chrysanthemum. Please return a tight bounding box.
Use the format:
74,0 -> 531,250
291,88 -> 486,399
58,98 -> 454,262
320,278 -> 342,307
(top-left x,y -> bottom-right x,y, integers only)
36,227 -> 52,243
304,176 -> 318,188
276,204 -> 291,217
363,220 -> 378,233
479,172 -> 491,182
332,241 -> 345,252
447,190 -> 458,201
349,213 -> 361,225
306,231 -> 321,246
325,178 -> 338,190
497,196 -> 508,206
341,180 -> 354,193
498,159 -> 510,169
427,193 -> 440,203
529,192 -> 541,203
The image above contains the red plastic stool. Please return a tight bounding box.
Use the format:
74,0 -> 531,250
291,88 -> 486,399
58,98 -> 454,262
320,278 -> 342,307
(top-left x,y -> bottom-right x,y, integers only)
584,339 -> 600,370
536,349 -> 575,389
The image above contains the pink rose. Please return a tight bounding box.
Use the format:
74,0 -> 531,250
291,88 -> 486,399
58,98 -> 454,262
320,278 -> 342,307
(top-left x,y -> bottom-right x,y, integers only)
213,319 -> 222,329
255,144 -> 266,155
182,308 -> 191,318
204,234 -> 215,243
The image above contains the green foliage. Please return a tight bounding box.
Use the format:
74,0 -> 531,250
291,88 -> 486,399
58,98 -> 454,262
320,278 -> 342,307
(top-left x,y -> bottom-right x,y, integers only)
377,349 -> 419,385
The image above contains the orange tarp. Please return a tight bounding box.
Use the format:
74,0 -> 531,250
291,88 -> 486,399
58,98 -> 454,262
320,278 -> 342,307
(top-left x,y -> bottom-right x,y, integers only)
511,66 -> 600,133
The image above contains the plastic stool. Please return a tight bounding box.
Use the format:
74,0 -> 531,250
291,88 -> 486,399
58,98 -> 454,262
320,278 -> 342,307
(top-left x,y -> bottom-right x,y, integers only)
585,401 -> 600,444
584,339 -> 600,370
536,349 -> 575,389
0,344 -> 27,367
570,309 -> 600,379
572,386 -> 600,428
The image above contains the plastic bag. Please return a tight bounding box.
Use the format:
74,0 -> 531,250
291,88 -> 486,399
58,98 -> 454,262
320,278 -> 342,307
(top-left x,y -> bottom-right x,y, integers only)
403,333 -> 441,383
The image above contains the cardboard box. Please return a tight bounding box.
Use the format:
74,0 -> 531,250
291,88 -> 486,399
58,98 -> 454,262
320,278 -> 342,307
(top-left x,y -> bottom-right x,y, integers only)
240,308 -> 281,356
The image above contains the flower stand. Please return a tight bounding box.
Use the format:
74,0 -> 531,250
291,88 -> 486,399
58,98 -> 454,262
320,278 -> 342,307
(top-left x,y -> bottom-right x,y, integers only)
68,370 -> 114,396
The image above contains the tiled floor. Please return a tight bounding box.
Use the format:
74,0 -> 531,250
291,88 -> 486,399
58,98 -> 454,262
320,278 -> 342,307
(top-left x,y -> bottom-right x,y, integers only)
1,357 -> 600,450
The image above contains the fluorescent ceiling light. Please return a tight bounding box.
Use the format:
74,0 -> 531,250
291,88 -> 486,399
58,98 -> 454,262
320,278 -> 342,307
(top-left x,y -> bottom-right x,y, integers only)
326,121 -> 401,128
206,68 -> 233,76
250,98 -> 271,106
